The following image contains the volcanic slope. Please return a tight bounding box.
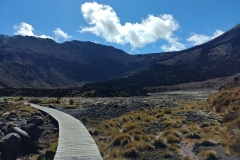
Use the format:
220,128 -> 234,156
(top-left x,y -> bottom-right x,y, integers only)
83,23 -> 240,94
0,23 -> 240,90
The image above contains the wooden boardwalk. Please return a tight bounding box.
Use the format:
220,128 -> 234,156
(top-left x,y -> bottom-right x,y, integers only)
27,103 -> 102,160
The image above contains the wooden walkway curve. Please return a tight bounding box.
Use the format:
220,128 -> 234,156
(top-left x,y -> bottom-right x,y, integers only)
26,103 -> 102,160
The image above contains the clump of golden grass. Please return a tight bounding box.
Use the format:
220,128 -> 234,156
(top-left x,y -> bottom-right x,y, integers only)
166,134 -> 181,143
112,133 -> 131,146
206,87 -> 240,113
153,136 -> 167,148
197,150 -> 217,160
163,119 -> 182,128
161,150 -> 173,158
186,131 -> 202,139
18,105 -> 42,116
200,139 -> 218,146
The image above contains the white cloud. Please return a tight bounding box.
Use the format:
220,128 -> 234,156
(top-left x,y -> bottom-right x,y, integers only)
80,1 -> 185,52
13,22 -> 35,36
187,29 -> 224,46
13,22 -> 54,40
161,37 -> 186,52
53,28 -> 72,40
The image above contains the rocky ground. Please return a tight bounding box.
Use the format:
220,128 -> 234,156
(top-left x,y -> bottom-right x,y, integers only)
0,101 -> 58,160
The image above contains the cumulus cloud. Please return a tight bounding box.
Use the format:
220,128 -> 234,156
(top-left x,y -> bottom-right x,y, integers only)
80,1 -> 185,52
13,22 -> 35,36
13,22 -> 54,39
53,28 -> 72,40
13,22 -> 72,42
161,37 -> 186,52
187,29 -> 224,46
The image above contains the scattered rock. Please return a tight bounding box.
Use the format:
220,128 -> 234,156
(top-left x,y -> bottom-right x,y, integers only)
0,133 -> 21,151
7,127 -> 29,140
27,115 -> 44,126
25,124 -> 44,140
49,105 -> 56,109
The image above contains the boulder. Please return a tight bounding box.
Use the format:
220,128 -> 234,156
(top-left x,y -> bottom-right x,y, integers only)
7,127 -> 29,140
0,133 -> 21,151
49,105 -> 56,109
25,124 -> 43,140
27,116 -> 44,126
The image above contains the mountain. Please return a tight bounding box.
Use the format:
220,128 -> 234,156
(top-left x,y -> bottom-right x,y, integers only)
0,23 -> 240,95
82,23 -> 240,95
0,35 -> 150,88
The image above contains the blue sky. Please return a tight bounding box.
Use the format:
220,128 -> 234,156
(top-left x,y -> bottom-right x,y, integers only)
1,0 -> 240,54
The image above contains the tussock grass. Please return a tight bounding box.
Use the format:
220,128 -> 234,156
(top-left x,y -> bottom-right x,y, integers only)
90,93 -> 240,159
112,133 -> 131,146
186,131 -> 202,139
19,106 -> 41,116
153,137 -> 167,148
163,119 -> 182,128
161,150 -> 173,158
197,150 -> 217,160
167,134 -> 181,143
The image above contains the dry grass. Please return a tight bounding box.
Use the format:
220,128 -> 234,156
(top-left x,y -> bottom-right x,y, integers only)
166,134 -> 181,143
161,150 -> 173,158
197,150 -> 217,160
19,105 -> 42,116
153,137 -> 167,148
87,90 -> 240,159
163,119 -> 182,128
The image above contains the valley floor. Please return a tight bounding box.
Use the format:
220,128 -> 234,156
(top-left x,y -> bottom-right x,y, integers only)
4,88 -> 240,159
48,89 -> 238,159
